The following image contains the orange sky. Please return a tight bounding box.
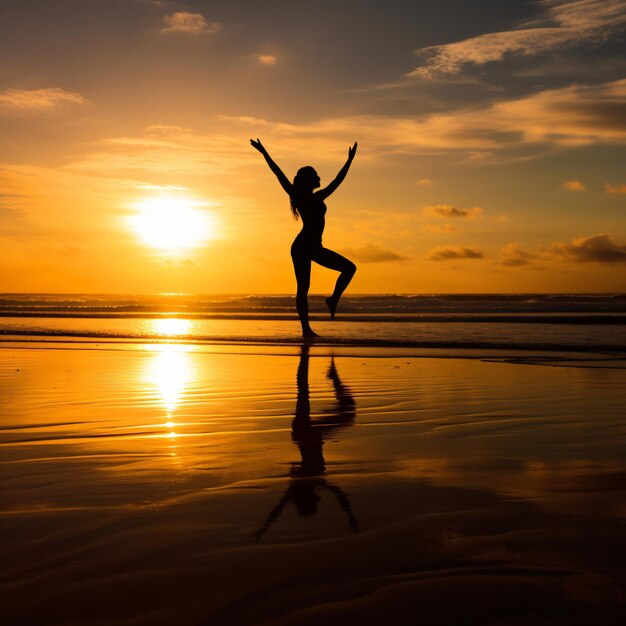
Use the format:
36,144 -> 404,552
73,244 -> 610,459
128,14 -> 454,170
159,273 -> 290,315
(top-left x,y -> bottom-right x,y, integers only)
1,0 -> 625,293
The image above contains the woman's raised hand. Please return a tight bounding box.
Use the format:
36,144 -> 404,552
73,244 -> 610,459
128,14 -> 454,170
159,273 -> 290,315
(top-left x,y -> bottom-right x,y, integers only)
348,142 -> 358,161
250,138 -> 267,154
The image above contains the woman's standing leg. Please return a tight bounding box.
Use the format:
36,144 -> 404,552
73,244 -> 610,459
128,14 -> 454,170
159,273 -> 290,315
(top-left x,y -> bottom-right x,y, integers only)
291,247 -> 317,337
312,248 -> 357,320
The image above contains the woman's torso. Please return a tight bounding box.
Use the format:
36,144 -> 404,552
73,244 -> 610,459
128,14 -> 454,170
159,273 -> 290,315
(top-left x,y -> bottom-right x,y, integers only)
294,193 -> 326,244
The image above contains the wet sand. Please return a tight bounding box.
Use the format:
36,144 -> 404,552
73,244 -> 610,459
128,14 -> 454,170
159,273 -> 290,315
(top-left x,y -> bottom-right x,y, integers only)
2,342 -> 626,625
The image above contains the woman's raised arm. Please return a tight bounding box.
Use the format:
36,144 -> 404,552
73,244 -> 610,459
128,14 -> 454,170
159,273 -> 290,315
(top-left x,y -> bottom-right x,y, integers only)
316,142 -> 357,200
250,139 -> 292,195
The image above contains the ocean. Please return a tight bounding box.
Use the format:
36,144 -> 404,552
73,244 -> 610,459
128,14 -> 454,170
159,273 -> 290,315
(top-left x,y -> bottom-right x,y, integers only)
3,294 -> 626,623
2,293 -> 625,351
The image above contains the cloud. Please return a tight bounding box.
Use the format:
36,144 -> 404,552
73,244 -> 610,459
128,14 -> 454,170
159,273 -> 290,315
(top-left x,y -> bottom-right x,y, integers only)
340,243 -> 405,263
410,0 -> 626,78
67,125 -> 247,177
497,243 -> 544,267
256,54 -> 277,66
0,192 -> 26,201
416,178 -> 434,186
552,233 -> 626,264
0,88 -> 90,109
161,12 -> 220,34
427,246 -> 484,261
0,162 -> 139,243
423,205 -> 483,219
145,124 -> 192,134
420,223 -> 459,233
480,79 -> 626,147
605,182 -> 626,195
562,179 -> 586,191
490,214 -> 509,223
66,77 -> 626,180
224,78 -> 626,161
0,203 -> 32,237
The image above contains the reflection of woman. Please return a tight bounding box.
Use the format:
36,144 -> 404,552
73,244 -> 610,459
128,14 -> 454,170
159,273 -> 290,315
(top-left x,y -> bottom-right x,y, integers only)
250,139 -> 358,337
254,346 -> 358,541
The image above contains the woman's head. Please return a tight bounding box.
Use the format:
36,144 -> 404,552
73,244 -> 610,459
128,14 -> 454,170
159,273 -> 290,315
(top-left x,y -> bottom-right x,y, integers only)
294,166 -> 320,190
290,166 -> 321,219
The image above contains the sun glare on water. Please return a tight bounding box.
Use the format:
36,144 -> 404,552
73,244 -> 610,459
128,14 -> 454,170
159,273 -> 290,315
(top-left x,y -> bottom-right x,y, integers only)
128,196 -> 216,252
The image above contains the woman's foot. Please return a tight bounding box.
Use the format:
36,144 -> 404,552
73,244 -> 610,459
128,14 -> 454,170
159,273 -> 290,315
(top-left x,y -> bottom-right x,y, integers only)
302,328 -> 319,339
325,297 -> 338,320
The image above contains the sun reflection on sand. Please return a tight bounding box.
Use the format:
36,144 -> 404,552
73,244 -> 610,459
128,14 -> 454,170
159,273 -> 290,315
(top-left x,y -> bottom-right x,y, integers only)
146,347 -> 195,414
144,341 -> 196,445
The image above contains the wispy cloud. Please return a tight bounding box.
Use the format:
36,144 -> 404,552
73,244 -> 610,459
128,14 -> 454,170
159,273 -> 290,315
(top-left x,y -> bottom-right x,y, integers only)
420,223 -> 459,233
0,88 -> 90,109
0,163 -> 135,241
497,243 -> 545,268
67,124 -> 247,177
256,54 -> 277,66
144,124 -> 192,134
552,233 -> 626,263
428,246 -> 484,261
562,180 -> 586,191
340,243 -> 405,263
410,0 -> 626,78
416,178 -> 434,186
223,78 -> 626,160
423,205 -> 483,219
64,76 -> 626,181
161,12 -> 220,35
605,182 -> 626,195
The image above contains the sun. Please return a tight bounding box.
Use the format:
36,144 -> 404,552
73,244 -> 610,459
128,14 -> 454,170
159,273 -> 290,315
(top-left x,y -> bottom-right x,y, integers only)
128,196 -> 216,252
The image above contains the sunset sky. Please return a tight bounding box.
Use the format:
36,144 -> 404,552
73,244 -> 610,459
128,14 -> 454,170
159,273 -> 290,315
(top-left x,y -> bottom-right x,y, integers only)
1,0 -> 625,293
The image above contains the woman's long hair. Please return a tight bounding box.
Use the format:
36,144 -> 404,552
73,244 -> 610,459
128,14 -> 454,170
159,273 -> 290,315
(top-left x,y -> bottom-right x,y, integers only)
290,166 -> 316,220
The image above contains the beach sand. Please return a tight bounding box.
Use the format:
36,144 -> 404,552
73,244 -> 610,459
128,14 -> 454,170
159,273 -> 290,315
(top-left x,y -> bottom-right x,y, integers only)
2,342 -> 625,625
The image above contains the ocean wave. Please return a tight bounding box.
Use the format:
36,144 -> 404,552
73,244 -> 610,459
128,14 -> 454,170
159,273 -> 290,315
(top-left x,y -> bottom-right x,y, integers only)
2,293 -> 626,316
1,312 -> 625,324
2,329 -> 625,353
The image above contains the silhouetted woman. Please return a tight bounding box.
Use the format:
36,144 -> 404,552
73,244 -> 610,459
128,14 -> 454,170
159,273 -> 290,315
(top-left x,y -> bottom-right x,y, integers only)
250,139 -> 358,337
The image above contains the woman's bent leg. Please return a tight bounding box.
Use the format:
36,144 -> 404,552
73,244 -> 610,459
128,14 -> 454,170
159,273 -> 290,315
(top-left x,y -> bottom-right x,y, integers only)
291,249 -> 317,337
312,248 -> 357,320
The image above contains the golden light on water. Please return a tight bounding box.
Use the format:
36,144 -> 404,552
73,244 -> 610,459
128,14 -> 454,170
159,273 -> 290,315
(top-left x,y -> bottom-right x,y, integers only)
151,318 -> 193,336
128,196 -> 216,252
143,322 -> 197,443
145,344 -> 196,415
